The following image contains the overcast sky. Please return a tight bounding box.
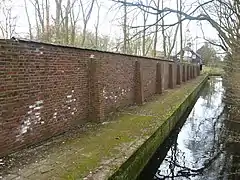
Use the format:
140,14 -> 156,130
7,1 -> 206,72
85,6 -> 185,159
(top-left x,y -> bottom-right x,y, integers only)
0,0 -> 220,53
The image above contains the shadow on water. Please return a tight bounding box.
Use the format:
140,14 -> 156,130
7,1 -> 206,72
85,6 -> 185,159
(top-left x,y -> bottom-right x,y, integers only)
137,77 -> 240,180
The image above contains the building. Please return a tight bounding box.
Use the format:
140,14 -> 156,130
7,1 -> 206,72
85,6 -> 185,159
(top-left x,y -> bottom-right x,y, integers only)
172,46 -> 203,65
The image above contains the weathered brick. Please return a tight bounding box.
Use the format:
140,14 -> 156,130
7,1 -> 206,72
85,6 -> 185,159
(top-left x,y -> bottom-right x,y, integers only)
0,39 -> 182,157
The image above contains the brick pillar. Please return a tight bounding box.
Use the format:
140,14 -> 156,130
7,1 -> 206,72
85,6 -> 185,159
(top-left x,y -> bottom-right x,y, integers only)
88,58 -> 104,121
192,65 -> 194,78
193,65 -> 196,78
180,64 -> 182,83
135,61 -> 143,105
182,64 -> 186,82
189,65 -> 191,79
176,64 -> 181,85
190,65 -> 193,79
197,65 -> 200,76
194,65 -> 197,77
156,63 -> 163,94
187,65 -> 190,80
168,63 -> 174,89
173,63 -> 177,87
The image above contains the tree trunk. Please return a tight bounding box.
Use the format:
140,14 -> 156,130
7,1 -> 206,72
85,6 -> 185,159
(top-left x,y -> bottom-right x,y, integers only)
167,24 -> 180,59
82,23 -> 87,46
33,0 -> 45,39
70,1 -> 79,45
71,26 -> 75,45
225,52 -> 240,104
55,0 -> 62,40
95,1 -> 100,48
35,5 -> 40,39
178,0 -> 183,62
142,11 -> 146,56
162,0 -> 166,57
65,0 -> 70,44
153,0 -> 160,57
80,0 -> 95,47
45,0 -> 50,41
123,0 -> 127,53
24,0 -> 33,39
224,46 -> 240,128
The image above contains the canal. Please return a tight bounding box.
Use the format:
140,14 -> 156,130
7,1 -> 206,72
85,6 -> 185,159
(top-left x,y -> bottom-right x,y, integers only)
138,77 -> 240,180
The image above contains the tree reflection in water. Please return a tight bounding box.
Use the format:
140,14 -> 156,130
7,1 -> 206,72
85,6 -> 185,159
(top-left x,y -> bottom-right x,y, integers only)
143,77 -> 240,180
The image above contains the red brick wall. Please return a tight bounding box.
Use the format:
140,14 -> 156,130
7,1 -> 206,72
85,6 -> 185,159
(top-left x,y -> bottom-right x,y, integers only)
0,39 -> 179,156
99,54 -> 135,114
163,62 -> 170,89
0,40 -> 90,156
141,59 -> 157,100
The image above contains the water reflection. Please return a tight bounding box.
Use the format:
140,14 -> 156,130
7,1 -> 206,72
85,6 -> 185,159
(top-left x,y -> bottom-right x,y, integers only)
138,77 -> 240,180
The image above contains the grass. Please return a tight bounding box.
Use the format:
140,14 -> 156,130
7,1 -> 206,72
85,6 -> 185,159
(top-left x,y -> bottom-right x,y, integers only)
202,66 -> 224,75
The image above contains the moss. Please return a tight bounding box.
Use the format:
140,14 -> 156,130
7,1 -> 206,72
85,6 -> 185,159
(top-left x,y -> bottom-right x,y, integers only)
23,75 -> 207,180
60,76 -> 208,180
60,114 -> 155,179
109,75 -> 208,180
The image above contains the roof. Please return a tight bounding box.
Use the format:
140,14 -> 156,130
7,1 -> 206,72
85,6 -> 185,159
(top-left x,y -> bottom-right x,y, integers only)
173,46 -> 203,63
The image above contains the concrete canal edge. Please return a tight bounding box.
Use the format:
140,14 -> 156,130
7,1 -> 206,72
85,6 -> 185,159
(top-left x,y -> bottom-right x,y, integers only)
109,75 -> 209,180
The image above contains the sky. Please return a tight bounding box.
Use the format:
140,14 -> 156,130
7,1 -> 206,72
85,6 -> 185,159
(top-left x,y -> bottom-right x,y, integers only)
0,0 -> 220,54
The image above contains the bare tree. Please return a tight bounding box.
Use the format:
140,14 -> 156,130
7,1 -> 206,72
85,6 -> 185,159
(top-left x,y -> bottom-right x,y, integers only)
63,0 -> 71,44
30,0 -> 51,41
79,0 -> 95,46
142,0 -> 150,56
123,0 -> 127,53
31,0 -> 46,40
0,1 -> 17,38
60,0 -> 80,44
166,24 -> 180,58
152,0 -> 160,57
70,0 -> 80,45
112,0 -> 240,122
161,0 -> 166,57
55,0 -> 62,40
45,0 -> 50,41
94,0 -> 101,48
24,0 -> 33,39
177,0 -> 183,62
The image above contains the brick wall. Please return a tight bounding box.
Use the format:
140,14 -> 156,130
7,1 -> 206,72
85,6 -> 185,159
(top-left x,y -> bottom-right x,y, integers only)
141,59 -> 157,99
100,54 -> 135,114
0,39 -> 199,156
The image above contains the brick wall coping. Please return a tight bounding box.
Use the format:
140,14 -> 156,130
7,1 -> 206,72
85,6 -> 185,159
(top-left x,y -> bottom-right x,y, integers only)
0,37 -> 173,63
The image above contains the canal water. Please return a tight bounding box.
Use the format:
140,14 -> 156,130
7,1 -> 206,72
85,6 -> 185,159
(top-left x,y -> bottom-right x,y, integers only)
138,77 -> 240,180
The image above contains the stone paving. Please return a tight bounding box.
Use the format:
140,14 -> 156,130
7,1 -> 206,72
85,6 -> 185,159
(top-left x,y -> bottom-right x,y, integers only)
0,76 -> 205,180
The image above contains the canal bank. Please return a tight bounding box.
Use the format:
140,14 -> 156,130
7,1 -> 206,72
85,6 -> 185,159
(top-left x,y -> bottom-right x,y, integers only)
109,75 -> 208,180
138,77 -> 240,180
0,75 -> 207,180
